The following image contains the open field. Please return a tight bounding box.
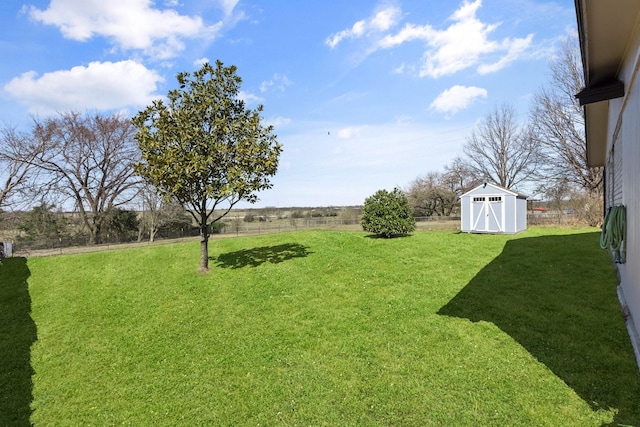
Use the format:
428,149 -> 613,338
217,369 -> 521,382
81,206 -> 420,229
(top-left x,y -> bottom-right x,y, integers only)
2,227 -> 639,425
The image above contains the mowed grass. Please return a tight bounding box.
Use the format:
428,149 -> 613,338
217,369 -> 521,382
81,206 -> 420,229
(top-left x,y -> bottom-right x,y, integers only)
2,227 -> 640,425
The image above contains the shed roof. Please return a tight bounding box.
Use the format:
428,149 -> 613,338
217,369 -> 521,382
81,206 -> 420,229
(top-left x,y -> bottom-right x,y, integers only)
574,0 -> 640,166
460,182 -> 528,199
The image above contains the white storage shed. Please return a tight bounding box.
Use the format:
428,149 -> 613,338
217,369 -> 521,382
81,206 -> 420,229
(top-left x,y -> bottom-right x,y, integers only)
460,183 -> 527,234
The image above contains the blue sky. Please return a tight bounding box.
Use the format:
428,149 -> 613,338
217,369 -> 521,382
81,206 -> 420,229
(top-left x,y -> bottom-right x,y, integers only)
0,0 -> 577,208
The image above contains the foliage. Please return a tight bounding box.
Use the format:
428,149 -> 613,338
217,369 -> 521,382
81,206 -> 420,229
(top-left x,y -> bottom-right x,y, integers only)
361,188 -> 416,237
18,203 -> 67,240
18,229 -> 640,426
463,104 -> 540,190
133,60 -> 281,271
28,112 -> 140,245
156,203 -> 192,233
210,221 -> 227,234
103,208 -> 139,242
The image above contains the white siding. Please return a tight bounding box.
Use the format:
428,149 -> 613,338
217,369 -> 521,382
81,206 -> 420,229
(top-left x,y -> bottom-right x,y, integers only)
609,22 -> 640,344
607,127 -> 623,208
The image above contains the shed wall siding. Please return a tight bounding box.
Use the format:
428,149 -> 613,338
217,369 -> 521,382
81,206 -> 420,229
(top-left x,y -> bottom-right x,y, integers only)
516,198 -> 527,232
461,197 -> 471,232
504,196 -> 515,233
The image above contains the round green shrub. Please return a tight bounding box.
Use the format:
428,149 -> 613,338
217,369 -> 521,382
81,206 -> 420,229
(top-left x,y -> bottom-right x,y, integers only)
361,188 -> 416,238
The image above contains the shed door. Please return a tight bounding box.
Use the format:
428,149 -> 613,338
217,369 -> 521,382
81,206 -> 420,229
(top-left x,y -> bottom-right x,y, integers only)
471,196 -> 503,232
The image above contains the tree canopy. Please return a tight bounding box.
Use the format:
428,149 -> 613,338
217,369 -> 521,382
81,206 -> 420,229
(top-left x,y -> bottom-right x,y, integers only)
133,60 -> 282,271
0,125 -> 39,210
463,104 -> 540,190
361,188 -> 416,238
28,112 -> 140,244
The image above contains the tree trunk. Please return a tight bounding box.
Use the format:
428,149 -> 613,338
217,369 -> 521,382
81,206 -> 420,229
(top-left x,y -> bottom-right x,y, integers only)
199,222 -> 209,272
89,226 -> 100,245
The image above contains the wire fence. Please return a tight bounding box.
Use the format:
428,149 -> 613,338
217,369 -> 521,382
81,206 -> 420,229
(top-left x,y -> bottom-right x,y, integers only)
5,216 -> 463,257
10,214 -> 595,258
3,214 -> 591,258
527,212 -> 580,225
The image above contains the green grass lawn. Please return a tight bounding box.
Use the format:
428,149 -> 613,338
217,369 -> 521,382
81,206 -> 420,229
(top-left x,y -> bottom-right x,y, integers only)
2,227 -> 639,426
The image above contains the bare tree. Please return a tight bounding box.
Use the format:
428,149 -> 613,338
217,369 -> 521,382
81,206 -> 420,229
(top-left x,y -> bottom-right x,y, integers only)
529,39 -> 602,196
0,125 -> 40,210
405,171 -> 459,217
29,112 -> 140,244
442,156 -> 483,195
137,183 -> 191,242
463,104 -> 540,190
137,184 -> 164,242
406,172 -> 441,217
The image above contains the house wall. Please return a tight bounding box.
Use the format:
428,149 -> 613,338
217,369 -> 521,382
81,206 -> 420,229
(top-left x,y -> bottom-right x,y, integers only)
607,19 -> 640,347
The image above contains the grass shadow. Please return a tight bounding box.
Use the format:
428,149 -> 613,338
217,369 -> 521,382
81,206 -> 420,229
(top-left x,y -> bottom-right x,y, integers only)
364,233 -> 414,239
0,257 -> 36,426
214,243 -> 313,269
438,232 -> 640,425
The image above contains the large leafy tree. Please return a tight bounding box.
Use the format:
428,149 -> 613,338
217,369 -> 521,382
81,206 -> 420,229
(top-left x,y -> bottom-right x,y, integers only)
133,60 -> 282,272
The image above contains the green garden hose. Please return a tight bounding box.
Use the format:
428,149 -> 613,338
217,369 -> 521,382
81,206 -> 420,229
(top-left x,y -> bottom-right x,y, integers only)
600,205 -> 626,263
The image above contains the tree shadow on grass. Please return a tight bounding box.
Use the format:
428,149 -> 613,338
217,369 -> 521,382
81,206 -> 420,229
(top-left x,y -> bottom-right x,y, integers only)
0,257 -> 36,427
213,243 -> 313,269
438,232 -> 640,426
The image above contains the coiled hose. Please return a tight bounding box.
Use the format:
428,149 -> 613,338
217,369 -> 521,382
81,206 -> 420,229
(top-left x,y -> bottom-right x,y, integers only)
600,205 -> 626,263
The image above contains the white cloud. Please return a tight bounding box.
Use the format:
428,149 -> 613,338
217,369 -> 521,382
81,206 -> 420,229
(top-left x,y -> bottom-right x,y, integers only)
193,57 -> 210,67
219,0 -> 240,17
267,117 -> 292,128
260,74 -> 293,93
3,60 -> 163,114
27,0 -> 224,59
326,20 -> 366,49
337,126 -> 363,139
237,91 -> 264,105
430,85 -> 488,115
339,0 -> 533,77
326,4 -> 401,49
477,34 -> 534,74
370,7 -> 400,31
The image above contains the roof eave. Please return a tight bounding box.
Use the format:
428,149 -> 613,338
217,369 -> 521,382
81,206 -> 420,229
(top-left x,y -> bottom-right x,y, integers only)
574,0 -> 640,168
